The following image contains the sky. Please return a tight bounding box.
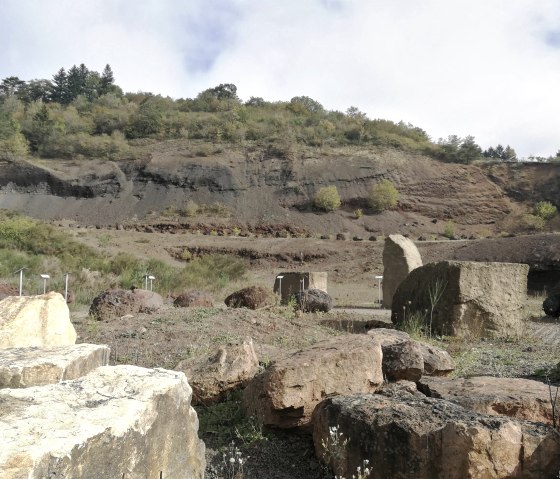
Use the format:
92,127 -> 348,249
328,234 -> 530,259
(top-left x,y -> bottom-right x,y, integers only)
1,0 -> 559,158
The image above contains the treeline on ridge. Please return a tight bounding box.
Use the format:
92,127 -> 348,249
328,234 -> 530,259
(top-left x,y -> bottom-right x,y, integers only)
0,63 -> 542,163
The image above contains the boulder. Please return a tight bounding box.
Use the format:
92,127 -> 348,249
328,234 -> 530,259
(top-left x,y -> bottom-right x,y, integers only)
381,340 -> 423,381
543,293 -> 560,317
225,285 -> 277,309
0,343 -> 110,388
0,292 -> 76,348
313,392 -> 560,479
174,290 -> 213,308
89,289 -> 140,321
176,338 -> 259,405
416,342 -> 455,376
392,261 -> 529,338
367,328 -> 455,377
293,288 -> 333,312
418,376 -> 556,425
0,365 -> 205,479
132,288 -> 164,313
382,234 -> 423,308
243,335 -> 383,430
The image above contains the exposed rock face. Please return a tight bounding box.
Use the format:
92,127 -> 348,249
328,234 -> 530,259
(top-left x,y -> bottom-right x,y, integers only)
0,292 -> 76,348
418,376 -> 555,425
313,392 -> 560,479
174,290 -> 213,308
0,344 -> 110,388
392,261 -> 529,338
294,288 -> 333,312
0,365 -> 205,479
225,285 -> 277,310
367,328 -> 455,377
89,289 -> 141,320
132,288 -> 164,313
243,335 -> 383,430
176,338 -> 259,405
382,234 -> 423,308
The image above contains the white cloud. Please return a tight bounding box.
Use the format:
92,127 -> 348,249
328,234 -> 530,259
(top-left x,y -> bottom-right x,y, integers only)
1,0 -> 559,156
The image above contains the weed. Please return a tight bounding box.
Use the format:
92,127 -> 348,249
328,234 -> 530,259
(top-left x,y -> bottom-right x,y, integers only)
219,442 -> 248,479
321,425 -> 371,479
443,221 -> 455,239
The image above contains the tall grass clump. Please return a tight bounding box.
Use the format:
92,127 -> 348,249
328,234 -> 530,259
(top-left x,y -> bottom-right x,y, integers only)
179,254 -> 246,292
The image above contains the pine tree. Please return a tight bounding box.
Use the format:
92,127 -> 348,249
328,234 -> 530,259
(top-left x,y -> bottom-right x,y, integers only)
51,68 -> 69,104
99,64 -> 115,95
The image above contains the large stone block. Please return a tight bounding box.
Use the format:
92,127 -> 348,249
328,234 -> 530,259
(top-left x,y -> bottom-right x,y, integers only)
418,376 -> 555,425
313,393 -> 560,479
0,365 -> 205,479
273,272 -> 328,303
0,343 -> 110,388
243,335 -> 383,430
0,292 -> 76,348
176,338 -> 258,405
392,261 -> 529,338
382,234 -> 422,308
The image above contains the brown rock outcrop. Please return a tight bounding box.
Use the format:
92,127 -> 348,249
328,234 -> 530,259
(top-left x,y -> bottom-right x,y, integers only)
243,335 -> 383,430
89,289 -> 140,320
225,285 -> 277,310
382,234 -> 423,308
313,392 -> 560,479
131,288 -> 164,313
367,328 -> 455,377
0,292 -> 76,348
392,261 -> 529,338
418,376 -> 556,425
174,290 -> 213,307
0,344 -> 110,388
0,365 -> 205,479
176,338 -> 259,405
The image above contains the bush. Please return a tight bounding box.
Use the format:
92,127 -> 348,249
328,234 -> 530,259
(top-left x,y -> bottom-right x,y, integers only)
443,221 -> 456,239
533,201 -> 557,221
368,179 -> 399,213
314,186 -> 341,212
521,214 -> 545,231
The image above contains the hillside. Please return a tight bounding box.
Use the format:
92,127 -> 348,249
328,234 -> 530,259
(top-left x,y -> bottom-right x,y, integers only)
1,141 -> 559,239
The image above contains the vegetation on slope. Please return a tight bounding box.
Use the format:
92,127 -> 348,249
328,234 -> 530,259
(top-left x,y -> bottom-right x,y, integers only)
0,211 -> 245,304
2,64 -> 551,164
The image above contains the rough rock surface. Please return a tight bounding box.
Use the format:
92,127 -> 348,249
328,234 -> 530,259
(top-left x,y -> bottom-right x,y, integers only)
313,392 -> 560,479
0,365 -> 205,479
382,340 -> 424,381
174,290 -> 214,308
293,288 -> 333,312
367,328 -> 455,377
225,285 -> 277,309
132,288 -> 164,313
243,335 -> 383,430
392,261 -> 529,338
0,292 -> 76,348
382,234 -> 423,308
89,288 -> 141,320
418,376 -> 556,425
0,343 -> 110,388
176,338 -> 259,405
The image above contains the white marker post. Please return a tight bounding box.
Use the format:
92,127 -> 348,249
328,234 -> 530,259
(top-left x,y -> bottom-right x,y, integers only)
40,274 -> 50,294
64,273 -> 70,302
148,275 -> 155,291
276,275 -> 284,300
14,267 -> 26,296
375,275 -> 383,306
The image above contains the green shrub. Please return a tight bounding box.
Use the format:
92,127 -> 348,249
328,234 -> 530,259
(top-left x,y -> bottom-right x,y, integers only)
313,186 -> 341,212
443,221 -> 456,239
368,179 -> 399,213
521,214 -> 545,231
533,201 -> 557,221
354,208 -> 363,219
